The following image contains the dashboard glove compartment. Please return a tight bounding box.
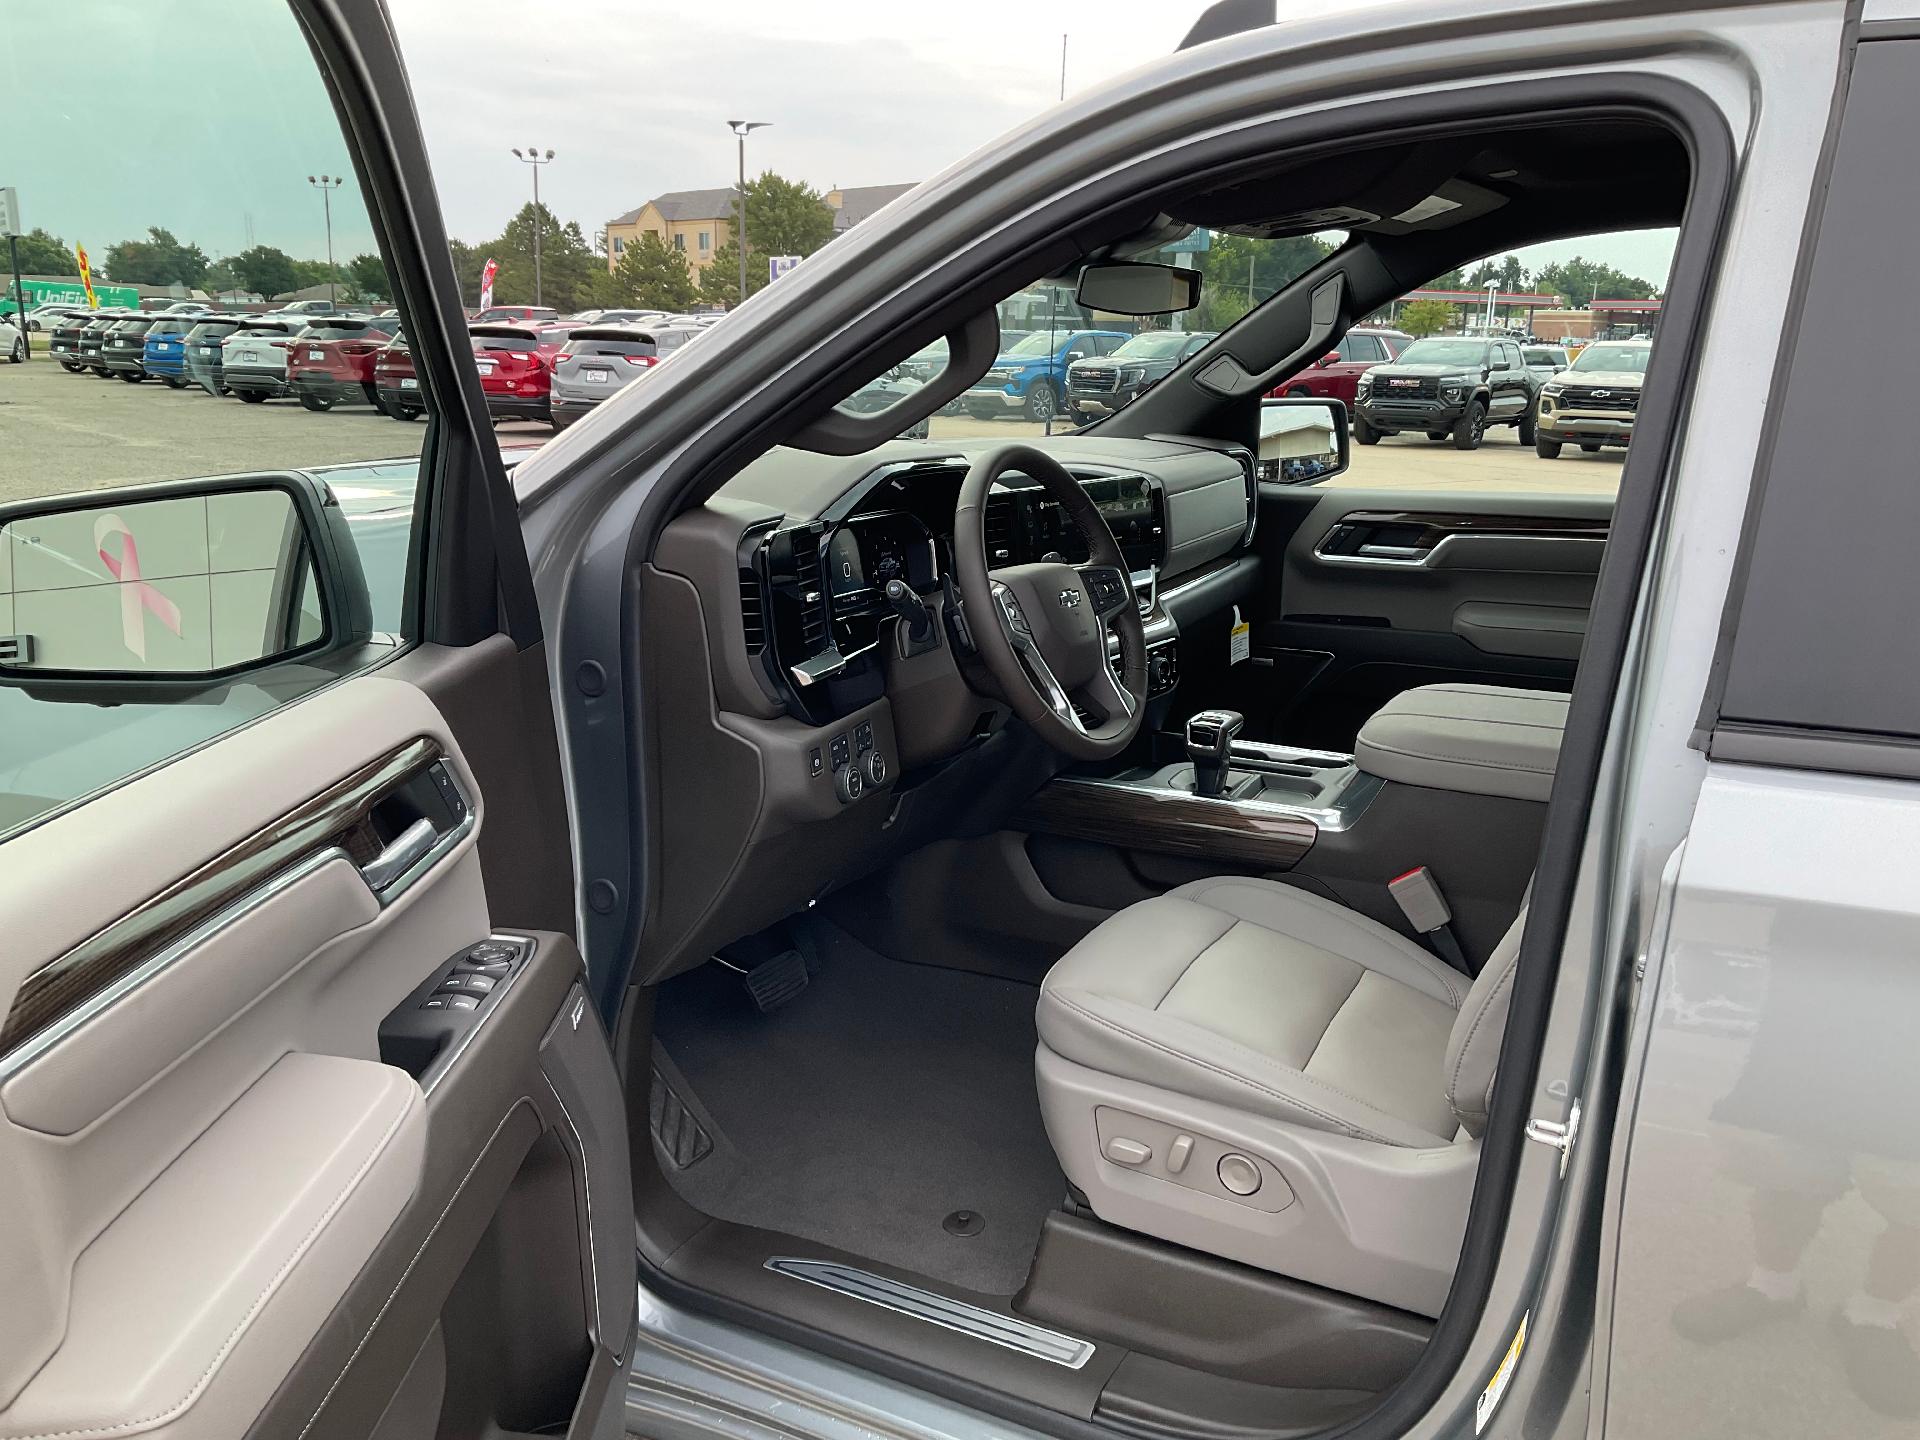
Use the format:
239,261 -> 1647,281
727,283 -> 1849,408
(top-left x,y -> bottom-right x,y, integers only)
1354,683 -> 1567,803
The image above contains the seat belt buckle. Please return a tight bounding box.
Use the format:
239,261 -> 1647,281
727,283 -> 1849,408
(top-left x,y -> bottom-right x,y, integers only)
1389,866 -> 1468,971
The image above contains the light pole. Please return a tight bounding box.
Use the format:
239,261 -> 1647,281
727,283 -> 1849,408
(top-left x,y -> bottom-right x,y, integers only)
726,120 -> 769,306
511,147 -> 555,305
1484,280 -> 1499,333
307,175 -> 342,306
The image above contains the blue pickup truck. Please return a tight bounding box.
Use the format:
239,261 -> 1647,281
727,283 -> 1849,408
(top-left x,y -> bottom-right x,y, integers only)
963,327 -> 1130,422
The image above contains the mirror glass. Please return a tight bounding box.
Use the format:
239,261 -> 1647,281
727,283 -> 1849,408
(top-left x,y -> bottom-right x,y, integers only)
1,487 -> 321,675
1258,399 -> 1348,484
1075,261 -> 1202,317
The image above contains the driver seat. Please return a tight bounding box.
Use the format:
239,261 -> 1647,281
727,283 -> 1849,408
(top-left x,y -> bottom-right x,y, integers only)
1034,876 -> 1524,1316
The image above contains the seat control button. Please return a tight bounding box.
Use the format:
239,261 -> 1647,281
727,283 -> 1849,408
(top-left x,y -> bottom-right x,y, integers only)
1166,1135 -> 1194,1175
1217,1153 -> 1262,1196
1105,1137 -> 1152,1167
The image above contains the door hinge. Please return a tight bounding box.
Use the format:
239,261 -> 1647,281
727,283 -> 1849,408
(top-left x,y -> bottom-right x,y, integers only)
1524,1098 -> 1581,1178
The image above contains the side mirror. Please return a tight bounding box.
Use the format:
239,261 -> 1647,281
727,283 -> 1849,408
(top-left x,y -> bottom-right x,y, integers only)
0,472 -> 371,686
1317,351 -> 1340,367
1492,358 -> 1511,371
1257,397 -> 1350,485
1076,261 -> 1201,316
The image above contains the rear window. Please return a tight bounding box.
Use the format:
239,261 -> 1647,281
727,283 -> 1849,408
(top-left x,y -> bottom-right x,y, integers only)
185,321 -> 243,341
300,319 -> 389,340
562,331 -> 658,358
231,325 -> 292,339
471,327 -> 542,352
113,318 -> 158,335
146,319 -> 195,337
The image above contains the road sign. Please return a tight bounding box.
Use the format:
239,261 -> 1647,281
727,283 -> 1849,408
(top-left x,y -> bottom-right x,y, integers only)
767,255 -> 801,282
0,188 -> 20,237
1160,228 -> 1212,255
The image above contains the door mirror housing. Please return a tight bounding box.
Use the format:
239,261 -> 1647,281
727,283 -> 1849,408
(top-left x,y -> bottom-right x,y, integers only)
0,472 -> 372,686
1317,351 -> 1340,367
1257,397 -> 1349,485
1075,261 -> 1202,316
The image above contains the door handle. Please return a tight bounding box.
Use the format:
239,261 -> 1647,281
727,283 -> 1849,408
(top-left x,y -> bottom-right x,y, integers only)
360,817 -> 439,893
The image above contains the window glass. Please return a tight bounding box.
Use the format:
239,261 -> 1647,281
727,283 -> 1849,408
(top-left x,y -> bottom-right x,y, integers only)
1,0 -> 438,840
1569,342 -> 1652,373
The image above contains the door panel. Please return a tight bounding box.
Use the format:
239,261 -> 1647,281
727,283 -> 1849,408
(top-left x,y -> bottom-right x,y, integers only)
1242,485 -> 1615,747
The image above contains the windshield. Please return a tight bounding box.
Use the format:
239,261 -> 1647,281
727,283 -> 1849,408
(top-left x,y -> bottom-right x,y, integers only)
1111,331 -> 1193,361
1394,338 -> 1489,367
1005,331 -> 1057,358
1570,343 -> 1652,373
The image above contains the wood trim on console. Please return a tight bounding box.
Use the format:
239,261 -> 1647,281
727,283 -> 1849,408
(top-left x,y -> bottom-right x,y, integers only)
0,737 -> 441,1056
1015,777 -> 1315,870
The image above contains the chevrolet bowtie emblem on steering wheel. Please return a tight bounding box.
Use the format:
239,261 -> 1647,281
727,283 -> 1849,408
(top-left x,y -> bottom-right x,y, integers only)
1058,588 -> 1083,610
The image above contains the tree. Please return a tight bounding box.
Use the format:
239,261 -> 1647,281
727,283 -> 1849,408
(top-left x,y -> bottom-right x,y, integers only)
699,173 -> 837,305
102,227 -> 210,288
11,228 -> 73,276
346,252 -> 389,303
608,232 -> 697,310
1399,298 -> 1457,336
203,259 -> 245,296
1466,254 -> 1530,292
1196,232 -> 1335,312
1534,256 -> 1658,306
474,203 -> 604,311
697,241 -> 749,306
229,245 -> 298,300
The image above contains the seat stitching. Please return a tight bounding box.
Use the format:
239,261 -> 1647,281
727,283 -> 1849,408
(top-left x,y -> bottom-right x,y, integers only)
1173,879 -> 1462,1006
1047,991 -> 1427,1146
1155,913 -> 1240,1009
1448,957 -> 1519,1122
1360,737 -> 1557,774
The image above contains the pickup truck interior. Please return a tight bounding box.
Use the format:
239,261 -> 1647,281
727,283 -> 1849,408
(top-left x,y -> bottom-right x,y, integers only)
624,110 -> 1693,1433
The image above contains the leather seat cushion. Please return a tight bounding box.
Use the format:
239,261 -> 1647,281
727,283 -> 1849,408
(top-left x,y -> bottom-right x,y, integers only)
1036,877 -> 1465,1147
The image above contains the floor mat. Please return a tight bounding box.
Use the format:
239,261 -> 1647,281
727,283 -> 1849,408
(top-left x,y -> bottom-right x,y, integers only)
653,924 -> 1066,1296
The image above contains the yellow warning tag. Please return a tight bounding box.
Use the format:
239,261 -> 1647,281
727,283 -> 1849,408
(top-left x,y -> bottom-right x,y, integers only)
1229,604 -> 1251,666
1476,1310 -> 1529,1433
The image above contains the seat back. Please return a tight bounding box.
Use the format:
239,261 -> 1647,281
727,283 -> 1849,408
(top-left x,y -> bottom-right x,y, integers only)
1443,904 -> 1526,1136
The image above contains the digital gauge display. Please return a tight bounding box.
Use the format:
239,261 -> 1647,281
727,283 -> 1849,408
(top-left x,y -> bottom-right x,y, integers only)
827,512 -> 936,601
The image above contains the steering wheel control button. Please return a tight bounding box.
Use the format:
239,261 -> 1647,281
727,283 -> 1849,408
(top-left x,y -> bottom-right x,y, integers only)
807,746 -> 824,778
833,763 -> 864,805
1166,1134 -> 1195,1175
1217,1153 -> 1263,1196
861,750 -> 889,788
855,721 -> 874,753
1104,1136 -> 1153,1167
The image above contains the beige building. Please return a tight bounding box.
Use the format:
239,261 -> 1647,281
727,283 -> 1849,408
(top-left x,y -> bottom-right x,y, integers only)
606,183 -> 917,277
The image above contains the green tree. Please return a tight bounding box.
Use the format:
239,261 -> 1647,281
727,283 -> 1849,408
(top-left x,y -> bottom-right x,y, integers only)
1466,254 -> 1531,292
1424,266 -> 1469,293
346,252 -> 389,303
1534,256 -> 1658,306
608,232 -> 697,310
479,203 -> 603,311
10,228 -> 73,275
229,245 -> 298,299
1399,297 -> 1457,336
102,227 -> 210,287
1196,232 -> 1334,311
699,173 -> 837,305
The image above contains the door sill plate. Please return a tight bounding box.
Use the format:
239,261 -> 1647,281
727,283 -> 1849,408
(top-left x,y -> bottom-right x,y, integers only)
763,1257 -> 1096,1369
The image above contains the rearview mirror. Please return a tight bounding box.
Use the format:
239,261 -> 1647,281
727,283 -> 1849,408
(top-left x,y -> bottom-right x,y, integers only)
1258,398 -> 1349,485
0,473 -> 371,683
1076,261 -> 1201,317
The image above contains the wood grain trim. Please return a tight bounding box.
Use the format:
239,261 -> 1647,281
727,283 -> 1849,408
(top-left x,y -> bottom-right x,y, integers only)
1015,778 -> 1315,871
0,737 -> 441,1056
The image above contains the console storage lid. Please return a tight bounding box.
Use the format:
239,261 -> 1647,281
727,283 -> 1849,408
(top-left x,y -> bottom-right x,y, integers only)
1355,684 -> 1568,802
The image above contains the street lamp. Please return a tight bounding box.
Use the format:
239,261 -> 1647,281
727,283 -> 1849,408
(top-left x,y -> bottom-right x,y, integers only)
726,120 -> 769,306
1484,279 -> 1499,333
511,147 -> 555,305
307,175 -> 343,306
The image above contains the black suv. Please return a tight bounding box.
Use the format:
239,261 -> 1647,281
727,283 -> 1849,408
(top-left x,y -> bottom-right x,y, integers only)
1065,329 -> 1216,421
100,315 -> 166,382
1353,334 -> 1540,449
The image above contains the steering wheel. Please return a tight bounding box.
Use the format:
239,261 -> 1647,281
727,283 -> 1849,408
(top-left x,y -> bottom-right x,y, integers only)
954,444 -> 1148,760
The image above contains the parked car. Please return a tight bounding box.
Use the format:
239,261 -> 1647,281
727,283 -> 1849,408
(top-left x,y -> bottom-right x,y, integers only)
45,311 -> 103,371
99,315 -> 169,382
1269,326 -> 1413,405
1533,338 -> 1651,457
469,321 -> 576,423
1,315 -> 21,364
220,319 -> 304,402
372,330 -> 423,419
1522,342 -> 1571,376
23,303 -> 83,333
140,315 -> 214,388
548,325 -> 696,429
179,315 -> 255,394
1352,333 -> 1541,448
1066,329 -> 1216,420
65,312 -> 126,375
286,315 -> 404,410
473,305 -> 559,324
964,327 -> 1130,421
275,298 -> 338,317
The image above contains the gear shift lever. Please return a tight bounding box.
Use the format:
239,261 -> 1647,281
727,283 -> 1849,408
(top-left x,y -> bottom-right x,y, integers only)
1185,709 -> 1246,798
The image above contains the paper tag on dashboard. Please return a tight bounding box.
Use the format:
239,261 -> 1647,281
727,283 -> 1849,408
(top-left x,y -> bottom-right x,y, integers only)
1229,605 -> 1251,666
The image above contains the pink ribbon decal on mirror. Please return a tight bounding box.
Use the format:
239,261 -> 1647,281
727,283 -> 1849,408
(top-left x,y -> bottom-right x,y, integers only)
94,512 -> 184,661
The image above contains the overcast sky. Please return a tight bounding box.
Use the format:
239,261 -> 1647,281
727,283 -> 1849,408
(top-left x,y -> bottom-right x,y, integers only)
10,0 -> 1673,288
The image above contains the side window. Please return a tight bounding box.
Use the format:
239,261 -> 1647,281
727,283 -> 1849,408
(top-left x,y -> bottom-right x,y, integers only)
1,0 -> 439,840
1347,334 -> 1386,363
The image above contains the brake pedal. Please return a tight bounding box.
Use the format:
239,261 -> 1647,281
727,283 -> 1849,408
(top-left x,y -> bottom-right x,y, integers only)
742,948 -> 810,1013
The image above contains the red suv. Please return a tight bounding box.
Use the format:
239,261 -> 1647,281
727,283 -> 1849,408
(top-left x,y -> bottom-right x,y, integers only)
372,332 -> 423,421
286,316 -> 403,411
1270,326 -> 1412,406
470,322 -> 577,424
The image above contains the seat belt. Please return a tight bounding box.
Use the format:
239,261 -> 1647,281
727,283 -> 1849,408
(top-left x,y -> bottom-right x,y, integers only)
1388,866 -> 1469,972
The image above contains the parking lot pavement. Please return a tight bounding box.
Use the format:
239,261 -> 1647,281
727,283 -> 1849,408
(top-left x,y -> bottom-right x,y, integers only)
4,352 -> 1620,506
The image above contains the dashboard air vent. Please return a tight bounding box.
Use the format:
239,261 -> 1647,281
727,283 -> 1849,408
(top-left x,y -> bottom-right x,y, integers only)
738,570 -> 767,653
984,495 -> 1015,565
789,527 -> 830,652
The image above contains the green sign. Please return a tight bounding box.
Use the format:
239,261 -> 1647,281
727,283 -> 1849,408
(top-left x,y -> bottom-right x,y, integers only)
2,277 -> 141,316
